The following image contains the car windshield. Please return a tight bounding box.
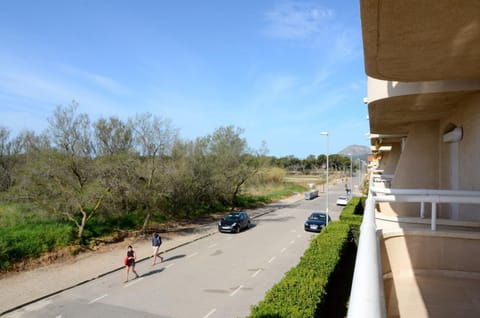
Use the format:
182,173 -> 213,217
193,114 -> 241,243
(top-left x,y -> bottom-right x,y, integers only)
338,196 -> 347,200
309,213 -> 326,220
224,214 -> 240,221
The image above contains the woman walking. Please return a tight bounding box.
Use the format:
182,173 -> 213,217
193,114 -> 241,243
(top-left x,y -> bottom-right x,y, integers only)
151,232 -> 164,265
125,245 -> 139,283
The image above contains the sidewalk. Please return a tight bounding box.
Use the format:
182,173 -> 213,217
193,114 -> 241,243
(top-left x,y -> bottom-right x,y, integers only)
0,194 -> 303,316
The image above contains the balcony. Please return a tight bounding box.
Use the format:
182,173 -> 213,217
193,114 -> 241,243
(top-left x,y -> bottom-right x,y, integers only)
348,171 -> 480,318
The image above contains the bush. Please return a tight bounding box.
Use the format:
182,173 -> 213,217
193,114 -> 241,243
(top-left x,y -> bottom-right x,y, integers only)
339,197 -> 365,243
0,223 -> 73,270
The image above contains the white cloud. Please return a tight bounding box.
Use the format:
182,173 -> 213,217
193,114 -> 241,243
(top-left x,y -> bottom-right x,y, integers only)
0,57 -> 131,130
60,65 -> 129,96
263,1 -> 335,40
250,73 -> 298,108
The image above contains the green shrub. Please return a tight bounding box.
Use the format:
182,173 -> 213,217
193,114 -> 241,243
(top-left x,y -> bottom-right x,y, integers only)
0,223 -> 73,270
339,197 -> 365,243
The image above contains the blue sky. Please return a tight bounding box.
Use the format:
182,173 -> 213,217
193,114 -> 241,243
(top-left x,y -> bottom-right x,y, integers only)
0,0 -> 368,158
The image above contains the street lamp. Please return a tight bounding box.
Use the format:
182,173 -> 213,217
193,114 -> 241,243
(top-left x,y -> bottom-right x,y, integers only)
320,131 -> 329,225
348,153 -> 353,197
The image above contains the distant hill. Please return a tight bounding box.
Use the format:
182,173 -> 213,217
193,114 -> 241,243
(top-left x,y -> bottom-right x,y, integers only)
338,144 -> 371,160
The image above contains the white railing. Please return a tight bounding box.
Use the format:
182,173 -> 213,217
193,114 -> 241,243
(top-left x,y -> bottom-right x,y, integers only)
347,172 -> 387,318
346,195 -> 387,318
370,174 -> 480,231
347,170 -> 480,318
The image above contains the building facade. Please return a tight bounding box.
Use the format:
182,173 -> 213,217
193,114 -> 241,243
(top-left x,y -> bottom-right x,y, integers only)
349,1 -> 480,317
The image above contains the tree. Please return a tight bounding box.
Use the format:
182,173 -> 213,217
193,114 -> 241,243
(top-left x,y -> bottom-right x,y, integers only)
129,113 -> 178,232
0,127 -> 20,192
22,102 -> 109,240
93,116 -> 133,156
208,126 -> 262,207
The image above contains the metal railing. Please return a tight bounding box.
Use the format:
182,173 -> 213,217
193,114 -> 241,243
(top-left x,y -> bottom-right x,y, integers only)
370,174 -> 480,231
347,170 -> 480,318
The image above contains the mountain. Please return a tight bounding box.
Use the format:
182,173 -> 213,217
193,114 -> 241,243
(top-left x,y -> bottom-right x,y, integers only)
338,144 -> 371,160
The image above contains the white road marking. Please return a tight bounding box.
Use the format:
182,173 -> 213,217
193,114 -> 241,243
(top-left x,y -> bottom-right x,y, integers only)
230,285 -> 243,297
297,234 -> 302,238
208,243 -> 218,248
166,263 -> 175,269
88,294 -> 108,304
280,247 -> 286,253
203,308 -> 217,318
23,299 -> 52,312
123,277 -> 144,288
55,316 -> 62,318
251,269 -> 262,277
187,252 -> 199,258
268,256 -> 276,263
290,240 -> 295,244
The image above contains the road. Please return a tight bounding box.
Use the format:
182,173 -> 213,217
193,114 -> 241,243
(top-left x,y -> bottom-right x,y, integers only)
4,181 -> 350,318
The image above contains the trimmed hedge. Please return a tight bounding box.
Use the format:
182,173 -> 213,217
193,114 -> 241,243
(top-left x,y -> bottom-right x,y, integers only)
248,222 -> 351,318
248,196 -> 366,318
339,196 -> 365,243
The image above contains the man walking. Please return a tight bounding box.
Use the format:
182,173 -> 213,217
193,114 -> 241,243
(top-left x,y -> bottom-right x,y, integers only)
151,232 -> 163,265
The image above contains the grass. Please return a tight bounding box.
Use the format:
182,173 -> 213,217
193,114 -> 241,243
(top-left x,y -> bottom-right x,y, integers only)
0,202 -> 75,270
244,182 -> 306,200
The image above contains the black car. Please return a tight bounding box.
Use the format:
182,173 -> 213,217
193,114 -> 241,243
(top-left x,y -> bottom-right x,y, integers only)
218,211 -> 251,233
304,212 -> 330,232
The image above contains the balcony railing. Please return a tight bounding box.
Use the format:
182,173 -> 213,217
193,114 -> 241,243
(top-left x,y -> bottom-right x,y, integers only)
347,170 -> 480,318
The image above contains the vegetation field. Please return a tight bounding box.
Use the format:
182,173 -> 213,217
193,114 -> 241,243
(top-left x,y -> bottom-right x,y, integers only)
0,181 -> 306,272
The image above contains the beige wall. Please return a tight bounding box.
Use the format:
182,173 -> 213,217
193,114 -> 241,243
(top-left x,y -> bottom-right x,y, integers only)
381,231 -> 480,275
439,93 -> 480,221
376,94 -> 480,220
379,122 -> 439,217
378,142 -> 401,175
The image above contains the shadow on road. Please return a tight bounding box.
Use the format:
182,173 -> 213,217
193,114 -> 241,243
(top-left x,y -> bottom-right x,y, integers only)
141,267 -> 165,277
162,254 -> 186,262
255,216 -> 295,223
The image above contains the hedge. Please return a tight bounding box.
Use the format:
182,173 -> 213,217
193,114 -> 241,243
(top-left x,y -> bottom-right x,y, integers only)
339,196 -> 365,243
248,196 -> 366,318
248,222 -> 351,318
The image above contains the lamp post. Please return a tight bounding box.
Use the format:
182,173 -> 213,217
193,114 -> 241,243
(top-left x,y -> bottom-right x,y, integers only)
357,158 -> 361,189
320,131 -> 329,225
348,153 -> 353,197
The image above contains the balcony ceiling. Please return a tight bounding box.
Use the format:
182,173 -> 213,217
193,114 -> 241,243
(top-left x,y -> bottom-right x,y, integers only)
368,90 -> 480,134
361,0 -> 480,81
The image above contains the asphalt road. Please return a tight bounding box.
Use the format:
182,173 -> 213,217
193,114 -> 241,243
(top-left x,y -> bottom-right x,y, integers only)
4,182 -> 350,318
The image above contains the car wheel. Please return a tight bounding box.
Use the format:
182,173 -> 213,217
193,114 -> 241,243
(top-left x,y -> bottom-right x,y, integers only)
235,226 -> 240,233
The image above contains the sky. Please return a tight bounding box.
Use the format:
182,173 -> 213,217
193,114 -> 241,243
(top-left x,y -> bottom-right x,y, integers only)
0,0 -> 369,159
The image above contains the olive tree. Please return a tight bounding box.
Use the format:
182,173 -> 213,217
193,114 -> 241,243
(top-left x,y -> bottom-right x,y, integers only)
20,102 -> 109,239
208,126 -> 263,207
129,113 -> 178,232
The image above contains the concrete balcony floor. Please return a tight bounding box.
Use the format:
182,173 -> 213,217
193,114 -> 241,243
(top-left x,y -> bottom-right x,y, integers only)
376,214 -> 480,317
384,270 -> 480,318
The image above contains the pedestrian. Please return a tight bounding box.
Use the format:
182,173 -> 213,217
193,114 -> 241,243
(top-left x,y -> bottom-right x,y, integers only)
151,232 -> 163,265
125,245 -> 139,283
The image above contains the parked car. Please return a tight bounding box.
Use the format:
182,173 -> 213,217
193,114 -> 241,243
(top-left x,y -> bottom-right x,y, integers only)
304,212 -> 330,232
336,195 -> 348,206
218,211 -> 251,233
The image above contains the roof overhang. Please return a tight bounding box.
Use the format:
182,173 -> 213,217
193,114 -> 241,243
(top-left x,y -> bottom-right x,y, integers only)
360,0 -> 480,81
